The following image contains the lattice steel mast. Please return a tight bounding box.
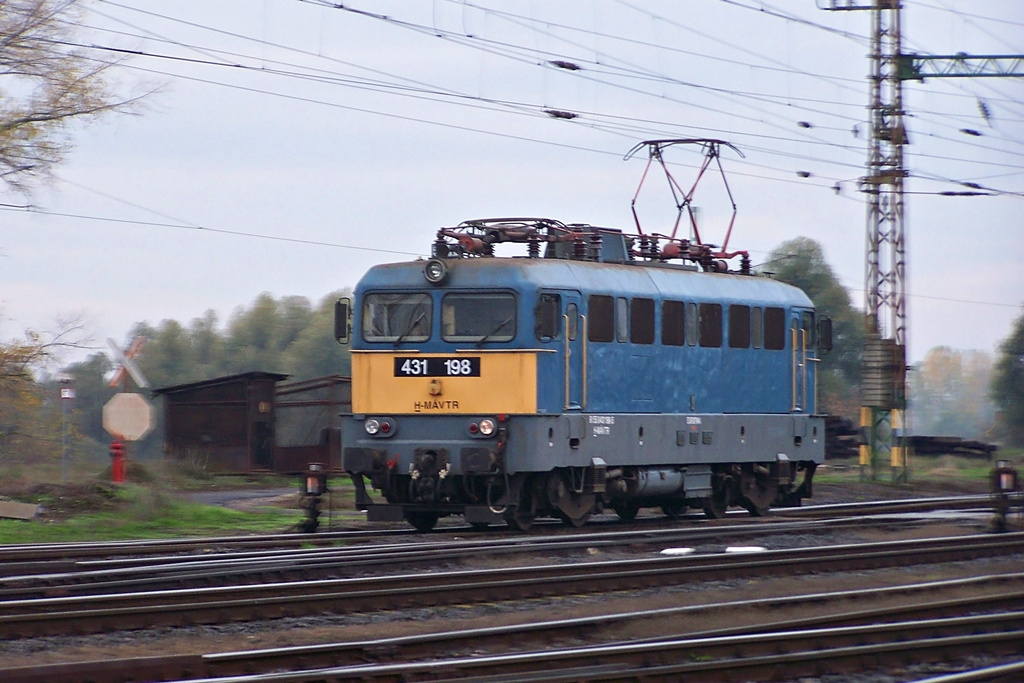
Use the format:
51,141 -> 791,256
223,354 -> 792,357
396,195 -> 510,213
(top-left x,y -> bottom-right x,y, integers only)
821,1 -> 1024,480
824,0 -> 908,481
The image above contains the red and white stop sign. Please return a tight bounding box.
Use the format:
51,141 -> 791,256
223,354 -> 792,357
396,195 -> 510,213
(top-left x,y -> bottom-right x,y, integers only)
103,393 -> 154,441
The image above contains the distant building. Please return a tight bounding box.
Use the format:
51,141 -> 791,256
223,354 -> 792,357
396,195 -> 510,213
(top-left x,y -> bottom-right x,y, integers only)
155,372 -> 287,473
155,372 -> 350,474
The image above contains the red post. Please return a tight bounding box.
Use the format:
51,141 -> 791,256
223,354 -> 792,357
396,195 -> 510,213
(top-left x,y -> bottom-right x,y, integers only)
109,441 -> 125,483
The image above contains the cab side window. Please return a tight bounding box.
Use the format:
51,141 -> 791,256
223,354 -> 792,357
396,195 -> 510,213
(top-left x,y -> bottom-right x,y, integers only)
588,295 -> 614,342
535,293 -> 561,341
729,305 -> 750,349
699,303 -> 723,348
662,300 -> 685,346
631,297 -> 655,344
764,307 -> 786,350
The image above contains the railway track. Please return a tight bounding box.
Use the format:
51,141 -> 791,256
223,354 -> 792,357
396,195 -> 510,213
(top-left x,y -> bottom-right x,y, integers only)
0,494 -> 996,587
6,573 -> 1024,682
0,514 -> 956,600
0,493 -> 996,570
1,531 -> 1022,639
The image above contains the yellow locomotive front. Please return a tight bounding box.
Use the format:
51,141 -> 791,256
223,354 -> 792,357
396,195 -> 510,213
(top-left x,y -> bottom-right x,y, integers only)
340,258 -> 563,531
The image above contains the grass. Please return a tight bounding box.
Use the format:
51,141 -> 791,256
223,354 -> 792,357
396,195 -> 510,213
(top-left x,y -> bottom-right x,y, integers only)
0,484 -> 308,544
0,459 -> 363,544
817,450 -> 1023,488
2,451 -> 1020,544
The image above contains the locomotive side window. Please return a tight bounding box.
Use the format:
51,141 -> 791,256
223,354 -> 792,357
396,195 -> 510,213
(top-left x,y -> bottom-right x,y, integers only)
729,305 -> 751,349
752,307 -> 764,349
441,292 -> 517,343
616,297 -> 629,342
631,297 -> 655,345
588,295 -> 614,342
764,307 -> 786,350
566,303 -> 579,341
699,303 -> 723,348
685,302 -> 698,346
662,300 -> 685,346
363,293 -> 432,342
535,293 -> 561,341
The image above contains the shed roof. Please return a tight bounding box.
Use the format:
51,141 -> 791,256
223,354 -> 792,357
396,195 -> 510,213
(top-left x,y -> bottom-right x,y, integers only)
153,371 -> 290,396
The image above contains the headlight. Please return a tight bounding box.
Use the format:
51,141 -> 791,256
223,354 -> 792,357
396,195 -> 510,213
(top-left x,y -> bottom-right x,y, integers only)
364,417 -> 396,437
424,258 -> 449,285
479,418 -> 496,436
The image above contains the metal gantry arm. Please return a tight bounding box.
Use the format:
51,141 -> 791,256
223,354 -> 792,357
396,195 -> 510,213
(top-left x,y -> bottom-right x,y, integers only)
898,53 -> 1024,81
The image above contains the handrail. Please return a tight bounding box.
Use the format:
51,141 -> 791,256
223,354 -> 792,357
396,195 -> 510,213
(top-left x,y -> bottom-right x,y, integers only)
564,314 -> 571,411
581,315 -> 588,409
791,327 -> 798,411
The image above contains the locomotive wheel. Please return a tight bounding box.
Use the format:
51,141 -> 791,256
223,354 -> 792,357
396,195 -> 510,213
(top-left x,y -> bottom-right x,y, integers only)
506,505 -> 535,531
404,510 -> 439,532
661,501 -> 687,519
612,501 -> 640,522
506,479 -> 536,531
703,475 -> 730,519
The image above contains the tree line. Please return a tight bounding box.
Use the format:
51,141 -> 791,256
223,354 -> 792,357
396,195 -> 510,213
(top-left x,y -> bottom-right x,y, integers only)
1,291 -> 351,471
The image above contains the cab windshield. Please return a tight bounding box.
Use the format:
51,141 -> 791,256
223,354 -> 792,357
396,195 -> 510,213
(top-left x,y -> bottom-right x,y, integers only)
442,292 -> 517,343
362,293 -> 432,342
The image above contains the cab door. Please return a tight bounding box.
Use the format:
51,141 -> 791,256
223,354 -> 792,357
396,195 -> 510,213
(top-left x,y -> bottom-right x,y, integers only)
563,291 -> 585,410
790,309 -> 816,413
537,290 -> 585,412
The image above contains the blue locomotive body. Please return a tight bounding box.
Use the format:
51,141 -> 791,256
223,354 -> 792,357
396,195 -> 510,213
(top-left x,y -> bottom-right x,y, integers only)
340,220 -> 827,530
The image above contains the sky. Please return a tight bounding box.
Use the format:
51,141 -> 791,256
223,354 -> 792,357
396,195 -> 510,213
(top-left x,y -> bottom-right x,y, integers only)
2,0 -> 1022,369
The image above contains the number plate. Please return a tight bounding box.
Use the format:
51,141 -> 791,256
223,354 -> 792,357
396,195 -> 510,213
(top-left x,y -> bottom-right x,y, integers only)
394,357 -> 481,377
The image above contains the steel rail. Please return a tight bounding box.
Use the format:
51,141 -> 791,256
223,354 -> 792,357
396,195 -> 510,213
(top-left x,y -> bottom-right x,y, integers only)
776,493 -> 997,516
0,514 -> 935,600
907,660 -> 1024,683
0,493 -> 996,575
0,532 -> 1022,639
6,573 -> 1024,683
30,620 -> 1023,683
412,630 -> 1024,683
0,527 -> 413,570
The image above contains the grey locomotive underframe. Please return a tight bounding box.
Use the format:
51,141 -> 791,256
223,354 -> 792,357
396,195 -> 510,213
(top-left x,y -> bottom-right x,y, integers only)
344,412 -> 825,524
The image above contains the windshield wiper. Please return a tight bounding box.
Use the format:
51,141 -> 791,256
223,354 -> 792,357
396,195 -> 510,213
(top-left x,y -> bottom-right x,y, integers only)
475,316 -> 513,346
394,311 -> 428,346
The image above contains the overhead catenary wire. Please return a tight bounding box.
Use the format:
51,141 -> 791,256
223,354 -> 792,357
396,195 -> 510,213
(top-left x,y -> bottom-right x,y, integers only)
86,0 -> 1023,190
24,3 -> 1022,212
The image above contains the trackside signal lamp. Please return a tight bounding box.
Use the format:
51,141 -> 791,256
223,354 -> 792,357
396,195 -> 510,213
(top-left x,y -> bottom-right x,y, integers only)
304,463 -> 327,496
300,463 -> 328,533
991,459 -> 1022,534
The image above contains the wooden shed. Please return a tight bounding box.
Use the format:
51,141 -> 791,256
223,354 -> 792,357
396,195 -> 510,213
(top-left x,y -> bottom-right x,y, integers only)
155,372 -> 288,473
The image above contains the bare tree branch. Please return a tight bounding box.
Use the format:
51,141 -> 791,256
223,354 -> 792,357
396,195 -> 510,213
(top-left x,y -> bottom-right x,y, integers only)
0,0 -> 146,194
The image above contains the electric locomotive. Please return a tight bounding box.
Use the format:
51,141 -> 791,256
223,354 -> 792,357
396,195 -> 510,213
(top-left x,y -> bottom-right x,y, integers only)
337,218 -> 830,531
